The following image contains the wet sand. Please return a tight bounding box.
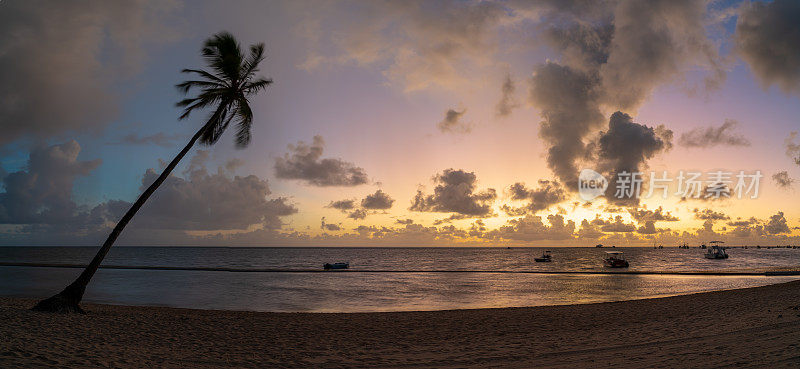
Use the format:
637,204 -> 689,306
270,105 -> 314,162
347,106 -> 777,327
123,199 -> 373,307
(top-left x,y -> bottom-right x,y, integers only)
2,280 -> 800,368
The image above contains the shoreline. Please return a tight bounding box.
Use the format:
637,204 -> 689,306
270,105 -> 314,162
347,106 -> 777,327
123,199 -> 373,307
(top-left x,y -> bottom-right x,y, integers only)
3,280 -> 800,367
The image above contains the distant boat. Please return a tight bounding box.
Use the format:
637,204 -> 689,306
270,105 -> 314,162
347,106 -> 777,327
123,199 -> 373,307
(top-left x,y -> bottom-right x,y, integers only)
595,244 -> 603,248
323,262 -> 349,270
534,250 -> 552,262
704,241 -> 728,259
603,251 -> 629,268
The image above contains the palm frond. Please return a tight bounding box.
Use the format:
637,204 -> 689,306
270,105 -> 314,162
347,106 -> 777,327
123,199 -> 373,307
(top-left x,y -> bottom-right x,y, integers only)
176,31 -> 270,148
244,78 -> 272,95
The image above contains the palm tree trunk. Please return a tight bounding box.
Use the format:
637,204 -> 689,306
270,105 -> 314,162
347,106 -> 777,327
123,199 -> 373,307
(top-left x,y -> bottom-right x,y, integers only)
32,125 -> 208,313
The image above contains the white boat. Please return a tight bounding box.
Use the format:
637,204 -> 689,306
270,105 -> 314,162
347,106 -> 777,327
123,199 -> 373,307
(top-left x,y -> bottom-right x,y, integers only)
704,241 -> 728,259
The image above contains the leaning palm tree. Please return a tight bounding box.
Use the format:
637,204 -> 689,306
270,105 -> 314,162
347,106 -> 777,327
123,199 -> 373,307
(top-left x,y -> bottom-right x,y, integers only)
33,32 -> 272,313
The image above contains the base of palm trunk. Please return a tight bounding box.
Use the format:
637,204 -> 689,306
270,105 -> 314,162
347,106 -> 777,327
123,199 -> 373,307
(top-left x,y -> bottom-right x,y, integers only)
31,291 -> 85,314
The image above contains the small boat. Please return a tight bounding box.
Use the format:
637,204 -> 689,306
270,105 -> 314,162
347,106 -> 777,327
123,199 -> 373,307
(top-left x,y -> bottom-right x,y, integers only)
603,251 -> 629,268
534,250 -> 552,262
323,262 -> 350,270
704,241 -> 728,259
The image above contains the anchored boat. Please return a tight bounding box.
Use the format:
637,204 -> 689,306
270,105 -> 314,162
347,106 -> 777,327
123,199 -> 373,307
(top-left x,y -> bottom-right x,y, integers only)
534,250 -> 552,262
323,262 -> 350,270
603,251 -> 629,268
704,241 -> 729,259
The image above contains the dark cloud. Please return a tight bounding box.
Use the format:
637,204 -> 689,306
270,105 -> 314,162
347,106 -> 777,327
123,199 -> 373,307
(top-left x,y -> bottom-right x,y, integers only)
134,163 -> 297,231
0,143 -> 297,245
327,199 -> 356,211
495,75 -> 519,117
0,1 -> 178,146
328,189 -> 394,221
410,169 -> 496,217
0,141 -> 101,224
577,219 -> 604,239
361,189 -> 394,210
274,136 -> 369,187
347,209 -> 367,220
693,208 -> 730,221
765,211 -> 790,234
395,218 -> 414,225
596,216 -> 636,233
772,171 -> 795,189
320,217 -> 341,231
678,119 -> 750,148
595,112 -> 673,205
637,221 -> 659,235
437,108 -> 471,134
529,0 -> 720,188
736,0 -> 800,94
502,180 -> 566,216
111,132 -> 183,148
530,62 -> 604,186
433,214 -> 470,225
485,214 -> 575,241
628,206 -> 679,223
786,132 -> 800,166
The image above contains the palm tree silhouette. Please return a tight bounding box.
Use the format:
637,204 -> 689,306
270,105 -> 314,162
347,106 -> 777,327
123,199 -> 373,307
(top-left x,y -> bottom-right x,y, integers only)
33,32 -> 272,313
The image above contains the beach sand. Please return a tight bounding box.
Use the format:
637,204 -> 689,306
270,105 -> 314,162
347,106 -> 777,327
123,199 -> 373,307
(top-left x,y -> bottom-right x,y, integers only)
3,280 -> 800,368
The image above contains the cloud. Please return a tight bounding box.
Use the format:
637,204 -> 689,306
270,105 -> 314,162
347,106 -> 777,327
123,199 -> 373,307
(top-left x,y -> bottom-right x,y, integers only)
495,74 -> 520,117
485,214 -> 575,241
437,108 -> 471,134
111,132 -> 183,147
224,158 -> 245,172
678,119 -> 750,148
501,180 -> 566,216
327,189 -> 394,221
786,132 -> 800,166
327,199 -> 356,211
765,211 -> 790,234
320,217 -> 341,231
0,142 -> 297,245
772,171 -> 795,189
529,0 -> 720,188
133,157 -> 297,231
361,189 -> 394,210
595,112 -> 673,205
735,0 -> 800,94
529,61 -> 605,186
274,136 -> 369,186
0,141 -> 101,224
395,218 -> 414,225
410,169 -> 496,217
595,216 -> 636,233
577,219 -> 605,239
347,209 -> 367,220
296,0 -> 508,92
628,206 -> 679,223
0,0 -> 179,146
693,208 -> 730,221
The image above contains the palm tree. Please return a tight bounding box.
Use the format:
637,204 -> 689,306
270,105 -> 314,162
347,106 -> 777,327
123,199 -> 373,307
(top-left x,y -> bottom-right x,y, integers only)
33,32 -> 272,313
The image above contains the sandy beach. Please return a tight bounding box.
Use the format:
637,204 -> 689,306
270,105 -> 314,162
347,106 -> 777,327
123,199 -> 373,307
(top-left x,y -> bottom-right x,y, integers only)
1,280 -> 799,368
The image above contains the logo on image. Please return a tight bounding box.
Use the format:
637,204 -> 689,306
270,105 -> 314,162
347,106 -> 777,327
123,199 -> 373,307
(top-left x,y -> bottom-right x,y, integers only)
578,169 -> 608,201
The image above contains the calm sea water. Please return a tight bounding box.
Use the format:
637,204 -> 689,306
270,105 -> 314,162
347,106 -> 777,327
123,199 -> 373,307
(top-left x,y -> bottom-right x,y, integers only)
1,246 -> 799,312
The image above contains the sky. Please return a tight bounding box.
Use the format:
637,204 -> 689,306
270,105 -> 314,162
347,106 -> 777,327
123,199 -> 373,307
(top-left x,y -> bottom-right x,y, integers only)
0,0 -> 799,247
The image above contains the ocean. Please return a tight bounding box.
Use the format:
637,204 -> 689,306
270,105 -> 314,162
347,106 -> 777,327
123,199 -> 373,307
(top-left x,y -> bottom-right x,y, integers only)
2,246 -> 799,312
